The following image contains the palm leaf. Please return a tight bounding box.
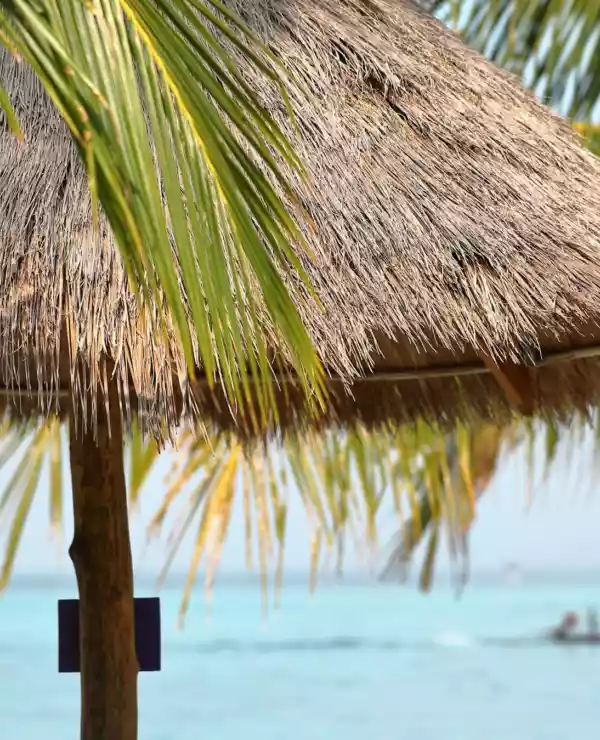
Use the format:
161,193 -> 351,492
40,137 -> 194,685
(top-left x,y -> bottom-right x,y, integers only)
0,416 -> 158,589
0,423 -> 50,590
0,0 -> 324,425
128,420 -> 160,508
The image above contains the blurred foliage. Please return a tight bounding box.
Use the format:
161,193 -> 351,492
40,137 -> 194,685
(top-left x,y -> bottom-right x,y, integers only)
1,413 -> 585,620
425,1 -> 600,118
573,123 -> 600,156
425,0 -> 600,153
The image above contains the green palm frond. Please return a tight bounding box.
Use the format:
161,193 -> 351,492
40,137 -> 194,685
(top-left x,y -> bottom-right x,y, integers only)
128,419 -> 160,508
0,80 -> 21,138
0,0 -> 324,422
379,422 -> 506,591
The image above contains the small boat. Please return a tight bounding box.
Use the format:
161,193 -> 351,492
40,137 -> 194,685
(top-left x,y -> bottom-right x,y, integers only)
549,633 -> 600,645
485,611 -> 600,647
548,610 -> 600,645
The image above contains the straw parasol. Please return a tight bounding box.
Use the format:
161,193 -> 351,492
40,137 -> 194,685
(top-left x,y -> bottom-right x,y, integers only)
3,0 -> 600,738
4,0 -> 600,442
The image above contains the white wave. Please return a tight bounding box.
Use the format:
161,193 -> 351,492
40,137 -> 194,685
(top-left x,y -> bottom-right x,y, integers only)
432,632 -> 473,648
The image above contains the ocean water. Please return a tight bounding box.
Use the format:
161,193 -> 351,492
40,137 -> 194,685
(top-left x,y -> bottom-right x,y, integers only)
1,576 -> 599,739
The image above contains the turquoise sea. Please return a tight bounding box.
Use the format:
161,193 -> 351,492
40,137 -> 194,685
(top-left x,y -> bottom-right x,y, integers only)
1,575 -> 599,739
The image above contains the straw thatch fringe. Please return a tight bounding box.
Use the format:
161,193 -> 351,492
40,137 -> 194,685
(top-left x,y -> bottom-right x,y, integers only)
3,0 -> 600,440
0,50 -> 193,440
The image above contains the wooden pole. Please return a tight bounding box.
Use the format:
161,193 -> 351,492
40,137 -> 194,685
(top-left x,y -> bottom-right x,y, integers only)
68,383 -> 138,740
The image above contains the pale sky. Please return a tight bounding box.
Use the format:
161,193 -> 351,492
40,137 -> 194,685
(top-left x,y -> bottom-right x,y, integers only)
4,427 -> 600,580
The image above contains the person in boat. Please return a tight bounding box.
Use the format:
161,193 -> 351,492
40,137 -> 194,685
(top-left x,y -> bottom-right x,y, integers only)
587,607 -> 599,635
550,611 -> 579,641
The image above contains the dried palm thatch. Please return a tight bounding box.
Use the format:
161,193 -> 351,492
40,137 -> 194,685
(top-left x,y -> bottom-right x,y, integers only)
3,0 -> 600,439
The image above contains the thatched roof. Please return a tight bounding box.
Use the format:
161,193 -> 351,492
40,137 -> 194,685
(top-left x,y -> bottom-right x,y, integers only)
3,0 -> 600,439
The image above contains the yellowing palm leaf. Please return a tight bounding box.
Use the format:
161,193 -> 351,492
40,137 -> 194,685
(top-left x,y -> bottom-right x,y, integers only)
0,413 -> 593,615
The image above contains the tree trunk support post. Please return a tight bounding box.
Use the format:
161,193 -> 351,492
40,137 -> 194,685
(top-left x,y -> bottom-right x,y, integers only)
68,384 -> 138,740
